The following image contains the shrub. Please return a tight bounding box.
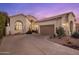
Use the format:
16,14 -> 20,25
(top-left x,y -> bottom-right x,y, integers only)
56,27 -> 66,39
67,41 -> 72,44
71,32 -> 79,38
26,30 -> 32,34
0,12 -> 9,39
32,30 -> 38,33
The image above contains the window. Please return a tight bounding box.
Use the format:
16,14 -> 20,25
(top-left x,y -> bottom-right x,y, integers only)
15,22 -> 23,31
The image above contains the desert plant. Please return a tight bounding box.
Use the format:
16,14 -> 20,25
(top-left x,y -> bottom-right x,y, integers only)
67,41 -> 72,44
56,27 -> 66,39
71,32 -> 79,38
0,12 -> 9,39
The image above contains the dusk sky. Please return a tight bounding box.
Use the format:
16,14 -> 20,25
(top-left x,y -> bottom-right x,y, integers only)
0,3 -> 79,20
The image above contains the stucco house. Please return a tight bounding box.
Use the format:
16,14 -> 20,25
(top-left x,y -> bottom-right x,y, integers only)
6,12 -> 76,36
37,12 -> 76,36
6,14 -> 38,35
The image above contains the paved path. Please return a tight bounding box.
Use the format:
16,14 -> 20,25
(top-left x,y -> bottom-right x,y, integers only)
0,34 -> 79,55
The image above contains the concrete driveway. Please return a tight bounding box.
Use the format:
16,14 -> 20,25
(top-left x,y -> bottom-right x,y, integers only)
0,34 -> 79,55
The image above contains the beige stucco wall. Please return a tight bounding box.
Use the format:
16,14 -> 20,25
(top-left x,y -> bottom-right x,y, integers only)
61,14 -> 76,35
6,24 -> 10,35
6,13 -> 76,36
38,19 -> 62,34
6,15 -> 31,35
68,14 -> 76,34
38,13 -> 76,36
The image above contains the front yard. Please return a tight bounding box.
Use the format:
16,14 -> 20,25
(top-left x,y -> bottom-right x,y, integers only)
48,36 -> 79,50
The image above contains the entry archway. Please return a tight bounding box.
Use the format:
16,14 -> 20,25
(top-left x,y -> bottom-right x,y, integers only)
70,21 -> 73,34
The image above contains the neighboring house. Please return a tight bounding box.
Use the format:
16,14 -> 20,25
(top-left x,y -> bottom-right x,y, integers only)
6,14 -> 38,35
37,12 -> 76,36
76,22 -> 79,32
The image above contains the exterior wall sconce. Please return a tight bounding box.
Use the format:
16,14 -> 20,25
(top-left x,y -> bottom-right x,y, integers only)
62,23 -> 68,26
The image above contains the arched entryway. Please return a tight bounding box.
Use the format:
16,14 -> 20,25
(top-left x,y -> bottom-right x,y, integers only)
15,21 -> 23,33
70,21 -> 73,34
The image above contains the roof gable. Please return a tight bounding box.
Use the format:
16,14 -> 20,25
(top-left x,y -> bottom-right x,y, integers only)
9,14 -> 37,22
38,12 -> 75,22
9,14 -> 27,18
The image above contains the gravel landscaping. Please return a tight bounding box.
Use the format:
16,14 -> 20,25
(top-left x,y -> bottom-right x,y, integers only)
48,36 -> 79,50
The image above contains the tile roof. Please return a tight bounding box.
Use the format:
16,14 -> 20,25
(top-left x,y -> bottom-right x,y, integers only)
9,14 -> 37,22
38,12 -> 75,22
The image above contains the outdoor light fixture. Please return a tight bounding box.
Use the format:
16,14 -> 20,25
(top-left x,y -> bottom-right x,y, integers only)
62,23 -> 68,26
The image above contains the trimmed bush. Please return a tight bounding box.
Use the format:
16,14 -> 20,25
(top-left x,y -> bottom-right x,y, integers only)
71,32 -> 79,38
56,27 -> 66,39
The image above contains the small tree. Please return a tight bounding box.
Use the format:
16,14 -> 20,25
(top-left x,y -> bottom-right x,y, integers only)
0,12 -> 9,39
56,27 -> 66,39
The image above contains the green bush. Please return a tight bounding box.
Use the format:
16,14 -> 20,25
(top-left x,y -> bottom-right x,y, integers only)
0,12 -> 9,45
0,12 -> 8,39
56,27 -> 66,38
71,32 -> 79,38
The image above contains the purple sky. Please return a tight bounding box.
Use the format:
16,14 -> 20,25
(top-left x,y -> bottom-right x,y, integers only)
0,3 -> 79,20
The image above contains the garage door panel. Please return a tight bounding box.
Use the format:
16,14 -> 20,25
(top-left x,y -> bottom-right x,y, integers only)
40,25 -> 54,35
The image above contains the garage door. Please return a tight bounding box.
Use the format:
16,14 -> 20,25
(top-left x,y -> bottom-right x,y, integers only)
40,25 -> 54,35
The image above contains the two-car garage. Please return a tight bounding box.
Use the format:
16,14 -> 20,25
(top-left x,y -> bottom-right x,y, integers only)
40,24 -> 55,35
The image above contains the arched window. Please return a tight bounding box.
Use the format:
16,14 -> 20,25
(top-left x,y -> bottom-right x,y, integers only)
15,21 -> 23,32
